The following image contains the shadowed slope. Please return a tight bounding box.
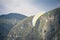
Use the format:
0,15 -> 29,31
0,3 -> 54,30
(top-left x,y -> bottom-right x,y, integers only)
0,13 -> 27,40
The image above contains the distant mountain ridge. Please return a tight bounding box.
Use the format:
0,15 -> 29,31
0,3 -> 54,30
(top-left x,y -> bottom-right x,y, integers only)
0,13 -> 27,20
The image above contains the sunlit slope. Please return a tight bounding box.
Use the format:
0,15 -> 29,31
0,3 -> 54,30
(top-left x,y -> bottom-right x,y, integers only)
6,16 -> 33,40
35,7 -> 60,40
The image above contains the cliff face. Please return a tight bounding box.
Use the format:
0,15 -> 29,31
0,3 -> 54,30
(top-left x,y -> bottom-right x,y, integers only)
36,8 -> 60,40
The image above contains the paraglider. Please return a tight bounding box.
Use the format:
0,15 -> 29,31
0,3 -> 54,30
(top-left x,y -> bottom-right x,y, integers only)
32,12 -> 45,26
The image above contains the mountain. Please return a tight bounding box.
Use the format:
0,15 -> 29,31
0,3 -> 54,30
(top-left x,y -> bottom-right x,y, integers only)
35,7 -> 60,40
0,13 -> 27,40
3,7 -> 60,40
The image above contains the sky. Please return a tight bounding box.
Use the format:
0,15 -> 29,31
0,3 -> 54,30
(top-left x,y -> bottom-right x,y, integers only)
0,0 -> 60,16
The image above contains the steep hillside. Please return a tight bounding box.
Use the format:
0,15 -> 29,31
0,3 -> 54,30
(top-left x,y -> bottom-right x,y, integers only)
5,16 -> 42,40
0,13 -> 27,40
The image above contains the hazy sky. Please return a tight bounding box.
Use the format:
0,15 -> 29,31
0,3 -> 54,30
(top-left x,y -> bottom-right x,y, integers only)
0,0 -> 60,16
